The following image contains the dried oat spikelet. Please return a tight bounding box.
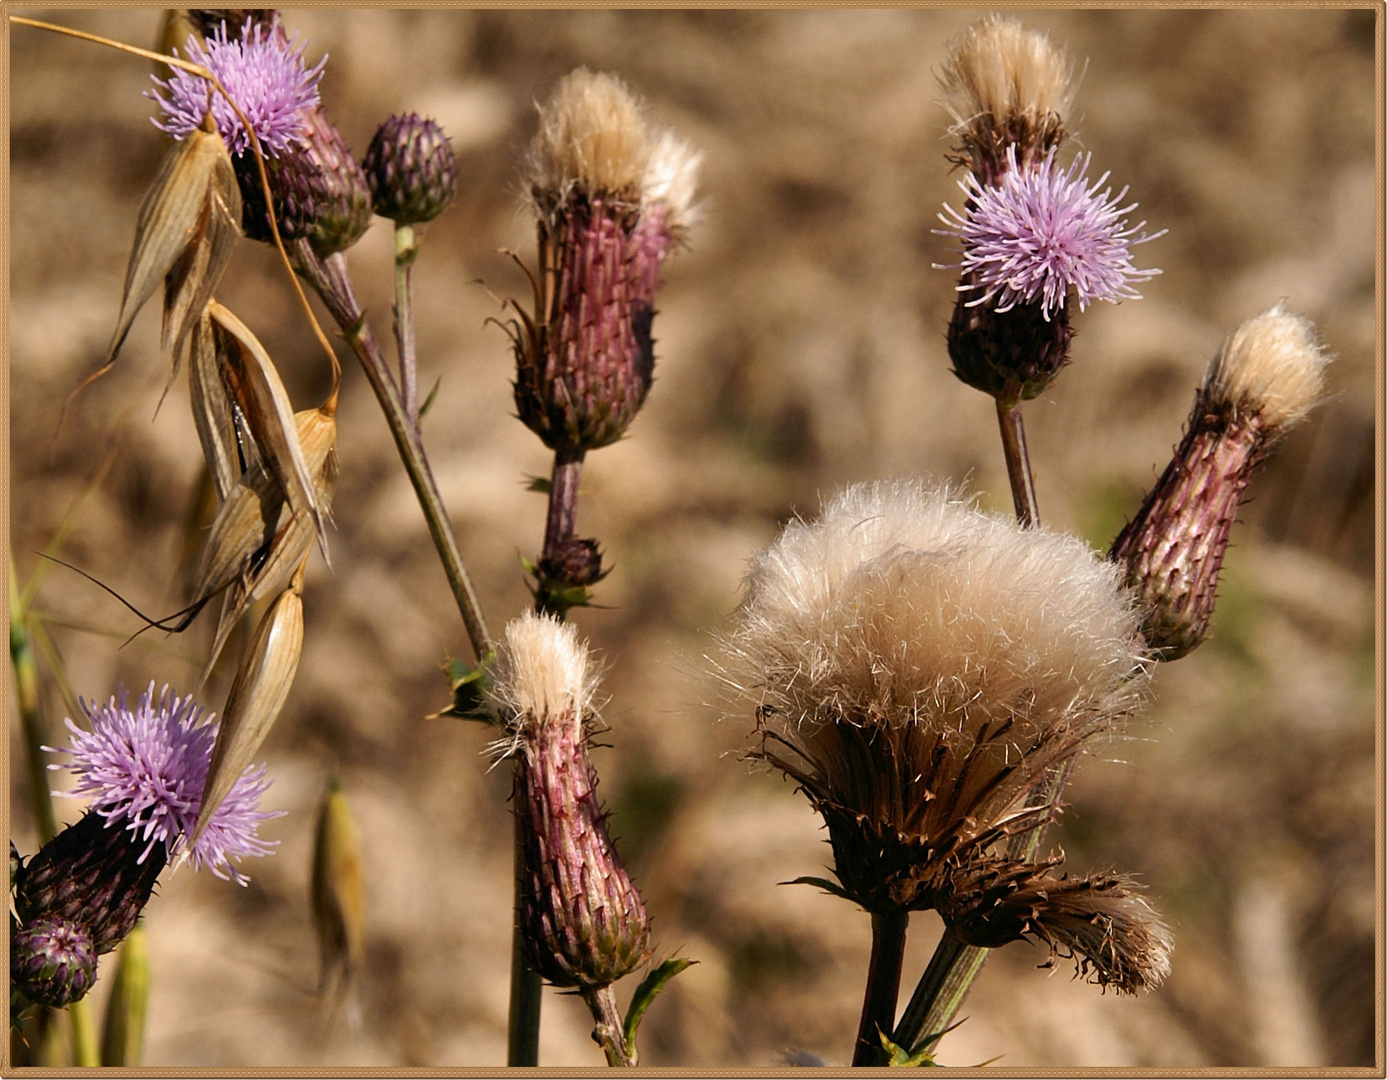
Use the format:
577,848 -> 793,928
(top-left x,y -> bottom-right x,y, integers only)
191,578 -> 304,850
311,774 -> 365,1017
1112,303 -> 1330,659
61,119 -> 241,433
720,479 -> 1149,915
509,69 -> 701,454
939,15 -> 1075,184
488,612 -> 651,990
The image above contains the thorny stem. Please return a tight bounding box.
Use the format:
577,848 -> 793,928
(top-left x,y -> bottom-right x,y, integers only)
581,984 -> 637,1067
852,909 -> 909,1066
292,242 -> 493,663
393,224 -> 420,425
995,397 -> 1039,528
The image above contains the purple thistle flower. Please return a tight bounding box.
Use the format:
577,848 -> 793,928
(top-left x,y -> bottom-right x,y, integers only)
937,146 -> 1164,320
47,682 -> 280,886
149,18 -> 325,158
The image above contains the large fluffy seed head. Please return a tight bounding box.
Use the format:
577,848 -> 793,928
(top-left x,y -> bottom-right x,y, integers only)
488,611 -> 599,741
940,16 -> 1075,133
528,69 -> 649,202
938,147 -> 1164,321
731,479 -> 1147,740
49,682 -> 280,884
1204,302 -> 1330,432
149,17 -> 325,158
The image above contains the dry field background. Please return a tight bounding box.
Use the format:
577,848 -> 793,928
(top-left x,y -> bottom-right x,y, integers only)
8,6 -> 1379,1069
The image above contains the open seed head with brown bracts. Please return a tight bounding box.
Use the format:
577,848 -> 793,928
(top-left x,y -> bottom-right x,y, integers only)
718,479 -> 1151,916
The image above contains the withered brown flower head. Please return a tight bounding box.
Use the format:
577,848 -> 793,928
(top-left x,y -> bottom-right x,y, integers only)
488,612 -> 651,990
1112,303 -> 1330,659
939,15 -> 1076,186
508,69 -> 700,455
719,480 -> 1167,989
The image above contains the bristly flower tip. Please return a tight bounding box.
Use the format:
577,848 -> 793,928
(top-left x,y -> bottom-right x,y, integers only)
50,682 -> 280,885
150,17 -> 325,158
1204,301 -> 1331,433
938,146 -> 1164,321
939,15 -> 1075,181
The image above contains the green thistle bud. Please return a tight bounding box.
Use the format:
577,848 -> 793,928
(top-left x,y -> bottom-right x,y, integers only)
364,113 -> 458,225
11,914 -> 98,1008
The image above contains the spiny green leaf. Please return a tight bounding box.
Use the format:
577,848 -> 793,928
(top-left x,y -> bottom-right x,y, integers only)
623,956 -> 695,1052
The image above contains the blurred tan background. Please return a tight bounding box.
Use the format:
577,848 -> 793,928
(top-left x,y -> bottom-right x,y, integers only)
9,7 -> 1379,1068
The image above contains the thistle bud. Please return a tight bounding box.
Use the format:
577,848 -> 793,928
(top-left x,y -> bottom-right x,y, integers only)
14,811 -> 166,954
234,145 -> 330,243
510,69 -> 700,454
1112,304 -> 1330,659
10,914 -> 98,1008
299,106 -> 374,255
489,612 -> 651,990
364,113 -> 457,225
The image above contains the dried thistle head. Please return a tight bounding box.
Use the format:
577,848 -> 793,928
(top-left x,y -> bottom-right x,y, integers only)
939,15 -> 1075,184
940,860 -> 1172,993
720,479 -> 1148,913
509,69 -> 701,454
1112,303 -> 1330,659
487,613 -> 650,990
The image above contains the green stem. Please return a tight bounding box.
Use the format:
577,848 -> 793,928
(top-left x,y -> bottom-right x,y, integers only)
507,811 -> 543,1066
393,224 -> 420,425
851,909 -> 909,1066
995,397 -> 1039,528
892,927 -> 975,1057
293,243 -> 493,663
10,565 -> 57,845
67,999 -> 99,1067
581,984 -> 636,1067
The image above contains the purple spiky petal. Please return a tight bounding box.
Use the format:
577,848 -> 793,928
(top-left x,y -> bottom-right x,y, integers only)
149,17 -> 325,158
938,146 -> 1164,320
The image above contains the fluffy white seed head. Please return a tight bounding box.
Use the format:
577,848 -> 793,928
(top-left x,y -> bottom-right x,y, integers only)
727,479 -> 1148,742
528,69 -> 649,200
1204,302 -> 1330,433
939,15 -> 1076,132
642,127 -> 703,233
488,611 -> 599,743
